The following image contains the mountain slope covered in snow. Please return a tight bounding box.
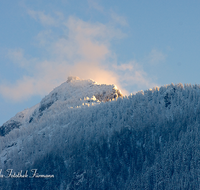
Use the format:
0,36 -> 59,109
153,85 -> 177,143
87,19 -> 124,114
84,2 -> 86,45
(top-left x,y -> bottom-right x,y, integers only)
0,76 -> 122,136
1,79 -> 200,189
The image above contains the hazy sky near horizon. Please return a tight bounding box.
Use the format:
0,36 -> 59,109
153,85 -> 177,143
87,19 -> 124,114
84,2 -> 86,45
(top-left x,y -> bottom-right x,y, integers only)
0,0 -> 200,125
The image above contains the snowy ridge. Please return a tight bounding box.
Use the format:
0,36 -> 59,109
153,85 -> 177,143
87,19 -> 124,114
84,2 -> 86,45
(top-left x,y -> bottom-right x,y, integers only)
0,76 -> 122,136
39,76 -> 122,110
0,104 -> 39,136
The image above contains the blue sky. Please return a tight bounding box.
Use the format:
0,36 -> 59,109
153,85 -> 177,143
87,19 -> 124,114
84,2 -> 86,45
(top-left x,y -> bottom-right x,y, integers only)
0,0 -> 200,125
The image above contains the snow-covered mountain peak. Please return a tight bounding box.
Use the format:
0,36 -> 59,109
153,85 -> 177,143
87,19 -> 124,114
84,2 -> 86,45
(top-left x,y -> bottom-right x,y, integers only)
0,77 -> 123,136
39,76 -> 122,112
67,76 -> 84,83
66,76 -> 96,85
43,76 -> 121,101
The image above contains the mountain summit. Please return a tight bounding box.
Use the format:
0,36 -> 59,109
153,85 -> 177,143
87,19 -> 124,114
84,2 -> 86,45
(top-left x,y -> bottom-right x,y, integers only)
0,77 -> 122,136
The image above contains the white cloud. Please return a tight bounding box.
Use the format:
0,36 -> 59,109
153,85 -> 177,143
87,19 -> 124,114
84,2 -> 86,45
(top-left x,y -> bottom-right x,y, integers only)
87,0 -> 104,12
0,16 -> 128,101
113,61 -> 157,92
35,30 -> 53,46
110,11 -> 128,26
27,10 -> 60,26
6,49 -> 29,67
148,49 -> 166,65
0,11 -> 156,101
113,63 -> 133,71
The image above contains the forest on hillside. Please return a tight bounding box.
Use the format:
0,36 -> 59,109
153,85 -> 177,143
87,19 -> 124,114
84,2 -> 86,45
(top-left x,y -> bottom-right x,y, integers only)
1,83 -> 200,189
